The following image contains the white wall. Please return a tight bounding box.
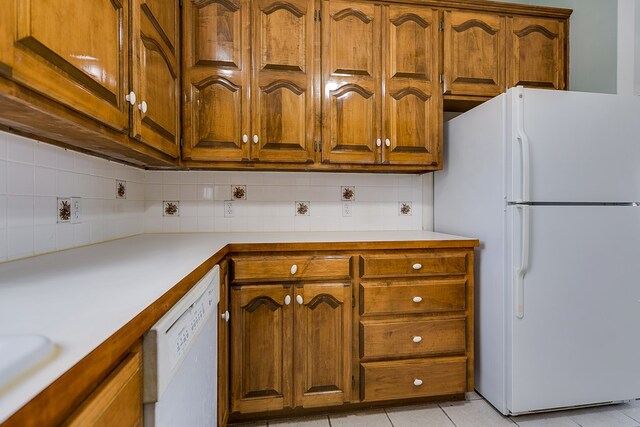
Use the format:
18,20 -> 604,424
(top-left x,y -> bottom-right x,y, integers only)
0,131 -> 426,263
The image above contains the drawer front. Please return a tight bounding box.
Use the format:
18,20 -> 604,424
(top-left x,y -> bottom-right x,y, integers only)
361,357 -> 467,402
233,256 -> 351,281
361,280 -> 466,315
360,252 -> 468,278
361,318 -> 466,359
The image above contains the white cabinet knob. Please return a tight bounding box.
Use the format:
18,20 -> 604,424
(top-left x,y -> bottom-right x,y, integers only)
125,91 -> 136,105
412,336 -> 422,343
376,138 -> 382,147
221,310 -> 230,322
253,134 -> 259,144
296,295 -> 304,305
138,101 -> 148,114
412,263 -> 422,270
385,138 -> 391,147
284,295 -> 291,305
290,264 -> 298,275
242,134 -> 249,144
413,378 -> 423,386
412,296 -> 423,303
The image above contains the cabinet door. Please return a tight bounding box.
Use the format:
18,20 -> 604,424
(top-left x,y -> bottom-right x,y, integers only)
251,0 -> 316,163
383,5 -> 440,166
10,0 -> 129,132
507,16 -> 566,90
182,0 -> 250,162
294,283 -> 352,408
322,0 -> 381,164
132,0 -> 180,158
443,11 -> 505,97
218,261 -> 230,427
231,284 -> 293,413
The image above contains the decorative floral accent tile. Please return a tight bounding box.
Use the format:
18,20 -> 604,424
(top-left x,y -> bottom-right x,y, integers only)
295,201 -> 310,216
116,180 -> 126,199
231,185 -> 247,200
399,201 -> 412,216
341,186 -> 355,201
57,198 -> 71,223
163,201 -> 180,217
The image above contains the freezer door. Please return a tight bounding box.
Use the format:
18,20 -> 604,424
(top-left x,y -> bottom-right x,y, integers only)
507,205 -> 640,414
508,88 -> 640,203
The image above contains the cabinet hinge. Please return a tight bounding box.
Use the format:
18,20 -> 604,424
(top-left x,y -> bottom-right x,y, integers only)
439,20 -> 444,31
439,74 -> 445,84
314,141 -> 322,152
180,137 -> 184,147
314,10 -> 318,21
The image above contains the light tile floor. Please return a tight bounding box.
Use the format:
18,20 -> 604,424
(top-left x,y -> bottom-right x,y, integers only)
231,393 -> 640,427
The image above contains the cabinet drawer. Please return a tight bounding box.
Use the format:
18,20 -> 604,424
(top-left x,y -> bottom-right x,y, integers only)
361,357 -> 467,402
232,256 -> 351,282
361,280 -> 466,315
361,318 -> 466,359
360,252 -> 468,278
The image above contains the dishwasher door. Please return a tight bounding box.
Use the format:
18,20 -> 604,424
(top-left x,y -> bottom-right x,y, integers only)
143,265 -> 219,427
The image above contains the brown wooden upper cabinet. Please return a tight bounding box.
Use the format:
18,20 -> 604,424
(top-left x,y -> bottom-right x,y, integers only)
443,10 -> 505,98
507,16 -> 566,90
4,0 -> 180,159
443,10 -> 567,102
322,0 -> 441,167
182,0 -> 316,164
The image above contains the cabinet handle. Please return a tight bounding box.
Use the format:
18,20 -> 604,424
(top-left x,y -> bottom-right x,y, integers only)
376,138 -> 382,147
412,296 -> 423,303
284,295 -> 291,305
385,138 -> 391,147
221,310 -> 230,322
412,336 -> 422,343
412,263 -> 422,270
290,264 -> 298,275
253,134 -> 259,144
125,91 -> 136,105
242,134 -> 249,144
138,101 -> 148,114
414,378 -> 423,387
296,295 -> 304,305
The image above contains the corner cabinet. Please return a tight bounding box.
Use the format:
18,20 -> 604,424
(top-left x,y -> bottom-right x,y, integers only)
321,1 -> 441,167
182,0 -> 317,164
229,255 -> 352,414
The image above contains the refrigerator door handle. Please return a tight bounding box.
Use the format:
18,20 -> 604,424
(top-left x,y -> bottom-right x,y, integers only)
515,87 -> 531,203
515,204 -> 530,319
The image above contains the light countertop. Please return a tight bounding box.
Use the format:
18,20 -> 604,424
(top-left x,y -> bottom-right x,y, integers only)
0,230 -> 476,423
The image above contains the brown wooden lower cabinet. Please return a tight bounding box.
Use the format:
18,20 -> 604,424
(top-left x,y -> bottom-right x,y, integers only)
226,246 -> 475,423
62,345 -> 142,427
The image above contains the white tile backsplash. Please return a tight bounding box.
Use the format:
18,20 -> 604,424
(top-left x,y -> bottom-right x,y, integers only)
1,130 -> 434,263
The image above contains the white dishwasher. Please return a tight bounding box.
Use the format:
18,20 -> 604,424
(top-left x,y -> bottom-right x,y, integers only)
143,265 -> 219,427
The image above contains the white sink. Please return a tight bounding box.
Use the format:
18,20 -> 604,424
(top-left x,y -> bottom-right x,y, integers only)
0,334 -> 54,388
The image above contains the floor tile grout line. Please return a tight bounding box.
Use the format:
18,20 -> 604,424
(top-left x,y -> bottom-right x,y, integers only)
437,402 -> 459,427
384,407 -> 395,427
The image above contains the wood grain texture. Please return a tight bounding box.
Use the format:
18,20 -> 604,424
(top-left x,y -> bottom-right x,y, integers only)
444,10 -> 505,97
360,317 -> 466,359
294,282 -> 352,408
231,284 -> 293,413
360,251 -> 468,278
232,255 -> 351,282
361,357 -> 467,402
62,344 -> 142,427
360,279 -> 467,316
383,5 -> 441,167
507,16 -> 566,90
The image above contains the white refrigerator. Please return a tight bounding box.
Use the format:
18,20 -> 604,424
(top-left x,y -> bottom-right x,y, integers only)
434,87 -> 640,415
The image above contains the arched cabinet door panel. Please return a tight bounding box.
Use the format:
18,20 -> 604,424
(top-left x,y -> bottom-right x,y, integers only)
443,10 -> 505,97
507,16 -> 566,90
383,5 -> 440,166
10,0 -> 129,132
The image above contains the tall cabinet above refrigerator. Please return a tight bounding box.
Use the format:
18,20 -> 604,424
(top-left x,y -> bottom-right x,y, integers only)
434,87 -> 640,415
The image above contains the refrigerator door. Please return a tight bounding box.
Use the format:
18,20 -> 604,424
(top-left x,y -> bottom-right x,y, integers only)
506,204 -> 640,414
508,88 -> 640,203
